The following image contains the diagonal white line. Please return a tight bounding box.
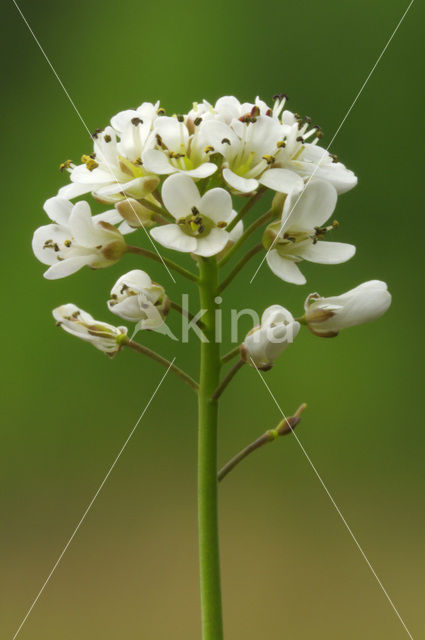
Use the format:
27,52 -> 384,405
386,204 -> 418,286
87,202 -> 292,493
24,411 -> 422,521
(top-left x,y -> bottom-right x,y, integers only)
10,360 -> 175,640
250,358 -> 414,639
11,0 -> 176,283
250,0 -> 415,284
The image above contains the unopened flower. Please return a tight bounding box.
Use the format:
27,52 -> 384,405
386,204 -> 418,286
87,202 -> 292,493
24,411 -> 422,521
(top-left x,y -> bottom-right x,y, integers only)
151,174 -> 240,257
142,115 -> 218,179
264,179 -> 355,285
59,101 -> 161,202
304,281 -> 392,337
115,198 -> 156,229
107,270 -> 169,328
32,197 -> 126,279
241,305 -> 300,370
53,304 -> 127,356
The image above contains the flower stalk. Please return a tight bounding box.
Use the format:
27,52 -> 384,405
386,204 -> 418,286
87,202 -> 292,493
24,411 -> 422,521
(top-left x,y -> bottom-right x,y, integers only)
218,403 -> 307,482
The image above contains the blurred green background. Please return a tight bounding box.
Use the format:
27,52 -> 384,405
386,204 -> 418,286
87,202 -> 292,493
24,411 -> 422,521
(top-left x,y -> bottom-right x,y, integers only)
1,0 -> 424,638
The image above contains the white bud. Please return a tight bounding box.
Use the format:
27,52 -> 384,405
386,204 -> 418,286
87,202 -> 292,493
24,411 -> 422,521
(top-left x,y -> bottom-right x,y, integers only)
53,304 -> 127,356
304,280 -> 392,336
241,305 -> 300,370
107,269 -> 169,328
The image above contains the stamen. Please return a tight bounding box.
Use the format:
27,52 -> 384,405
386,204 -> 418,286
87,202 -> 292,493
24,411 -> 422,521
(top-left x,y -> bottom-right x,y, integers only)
131,117 -> 143,126
221,138 -> 231,145
59,159 -> 73,172
177,114 -> 185,123
91,128 -> 103,139
204,145 -> 215,153
104,134 -> 112,142
194,117 -> 203,126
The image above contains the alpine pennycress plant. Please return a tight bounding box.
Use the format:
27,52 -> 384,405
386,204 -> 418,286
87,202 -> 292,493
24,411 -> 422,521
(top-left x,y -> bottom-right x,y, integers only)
32,95 -> 392,640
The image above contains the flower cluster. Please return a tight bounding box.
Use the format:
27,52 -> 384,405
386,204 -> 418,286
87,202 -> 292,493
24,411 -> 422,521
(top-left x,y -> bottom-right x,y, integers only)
32,94 -> 391,360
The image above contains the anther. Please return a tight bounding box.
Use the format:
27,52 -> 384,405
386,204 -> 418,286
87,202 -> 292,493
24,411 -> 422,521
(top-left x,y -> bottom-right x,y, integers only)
330,153 -> 339,163
204,145 -> 214,153
59,159 -> 72,172
277,140 -> 286,148
177,114 -> 185,123
221,138 -> 231,145
191,206 -> 200,215
157,108 -> 166,115
194,117 -> 203,126
91,128 -> 103,139
262,155 -> 275,165
104,134 -> 112,142
131,117 -> 143,126
64,240 -> 72,247
296,136 -> 304,143
217,221 -> 227,228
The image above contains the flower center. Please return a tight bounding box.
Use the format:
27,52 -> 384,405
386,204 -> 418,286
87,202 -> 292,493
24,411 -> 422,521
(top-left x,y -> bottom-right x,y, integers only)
177,206 -> 226,238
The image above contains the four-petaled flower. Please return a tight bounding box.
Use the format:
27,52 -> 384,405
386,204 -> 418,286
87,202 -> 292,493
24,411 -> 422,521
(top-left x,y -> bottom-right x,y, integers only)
53,304 -> 127,356
108,269 -> 169,327
264,179 -> 356,285
32,197 -> 126,279
150,173 -> 242,257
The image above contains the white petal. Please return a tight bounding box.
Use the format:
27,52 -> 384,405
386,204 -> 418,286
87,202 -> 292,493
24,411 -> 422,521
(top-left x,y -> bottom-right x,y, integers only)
266,250 -> 306,285
69,201 -> 103,247
150,224 -> 197,253
194,228 -> 229,257
182,163 -> 217,179
162,173 -> 201,219
154,117 -> 188,151
44,255 -> 94,279
58,182 -> 91,199
142,149 -> 176,175
259,168 -> 303,194
43,197 -> 73,225
297,241 -> 356,264
93,209 -> 122,225
222,168 -> 258,194
70,164 -> 115,185
283,179 -> 337,231
199,120 -> 239,151
297,145 -> 358,194
200,188 -> 233,223
32,224 -> 70,265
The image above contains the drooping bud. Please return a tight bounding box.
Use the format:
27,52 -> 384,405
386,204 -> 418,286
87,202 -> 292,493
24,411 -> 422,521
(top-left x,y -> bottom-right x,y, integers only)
304,281 -> 392,337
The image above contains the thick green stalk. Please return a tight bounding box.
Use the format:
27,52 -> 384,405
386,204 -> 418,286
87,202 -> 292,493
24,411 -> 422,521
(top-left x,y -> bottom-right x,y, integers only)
197,257 -> 224,640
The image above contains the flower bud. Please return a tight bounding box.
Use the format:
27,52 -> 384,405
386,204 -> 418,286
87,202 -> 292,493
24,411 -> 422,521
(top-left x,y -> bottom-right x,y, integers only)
115,198 -> 155,229
107,270 -> 169,328
53,304 -> 127,357
304,280 -> 391,337
241,305 -> 300,370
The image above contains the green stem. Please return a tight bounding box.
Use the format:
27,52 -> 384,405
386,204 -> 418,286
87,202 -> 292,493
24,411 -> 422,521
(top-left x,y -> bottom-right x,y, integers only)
221,346 -> 240,364
197,257 -> 224,640
218,244 -> 263,293
218,209 -> 275,268
124,339 -> 198,392
226,187 -> 266,232
126,245 -> 199,283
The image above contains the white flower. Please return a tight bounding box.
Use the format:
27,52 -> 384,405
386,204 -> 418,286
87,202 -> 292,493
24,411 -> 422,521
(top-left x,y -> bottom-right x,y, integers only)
274,109 -> 357,194
304,281 -> 392,337
59,101 -> 161,203
142,115 -> 218,179
265,179 -> 355,285
200,112 -> 303,195
187,95 -> 286,127
107,270 -> 169,328
150,174 -> 240,257
32,197 -> 126,279
241,305 -> 300,370
53,304 -> 127,357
